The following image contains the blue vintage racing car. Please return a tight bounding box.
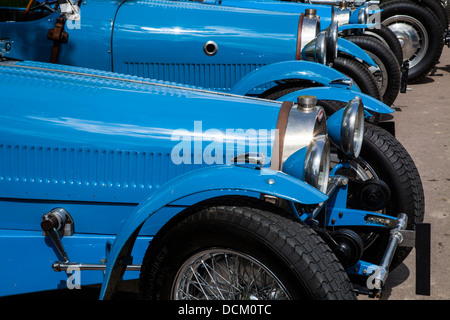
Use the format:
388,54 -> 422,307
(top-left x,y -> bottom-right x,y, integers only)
0,0 -> 403,106
276,0 -> 446,83
175,0 -> 407,105
0,43 -> 427,299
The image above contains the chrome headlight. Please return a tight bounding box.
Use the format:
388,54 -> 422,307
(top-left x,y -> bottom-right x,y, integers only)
272,96 -> 330,193
302,31 -> 327,65
301,19 -> 338,66
325,21 -> 338,66
341,97 -> 364,158
327,97 -> 365,158
304,136 -> 330,193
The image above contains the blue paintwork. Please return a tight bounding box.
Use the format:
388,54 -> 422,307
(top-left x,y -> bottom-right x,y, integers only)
337,38 -> 376,67
0,60 -> 404,298
0,60 -> 337,296
194,1 -> 372,31
99,165 -> 328,299
230,60 -> 361,95
184,0 -> 336,27
277,87 -> 394,114
326,163 -> 397,229
338,23 -> 375,31
0,59 -> 280,222
110,0 -> 328,93
1,0 -> 381,99
178,0 -> 377,66
0,229 -> 151,295
181,0 -> 377,66
0,2 -> 401,298
0,8 -> 57,62
327,107 -> 349,148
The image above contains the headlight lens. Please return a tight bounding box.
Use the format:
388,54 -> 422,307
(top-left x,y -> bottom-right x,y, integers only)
341,97 -> 365,158
302,31 -> 327,65
326,97 -> 365,158
304,136 -> 330,193
302,21 -> 337,66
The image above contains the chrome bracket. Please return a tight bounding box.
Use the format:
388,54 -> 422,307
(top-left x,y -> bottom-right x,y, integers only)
368,213 -> 409,292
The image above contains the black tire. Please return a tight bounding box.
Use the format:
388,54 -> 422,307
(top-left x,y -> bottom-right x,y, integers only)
259,83 -> 382,122
334,123 -> 425,269
446,2 -> 450,23
379,0 -> 444,83
258,57 -> 381,102
139,204 -> 356,300
417,0 -> 449,31
363,24 -> 404,64
332,56 -> 382,101
346,35 -> 401,106
259,80 -> 319,100
381,0 -> 449,31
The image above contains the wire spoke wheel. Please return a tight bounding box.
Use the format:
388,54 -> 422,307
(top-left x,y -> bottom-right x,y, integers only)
172,249 -> 290,300
139,205 -> 357,300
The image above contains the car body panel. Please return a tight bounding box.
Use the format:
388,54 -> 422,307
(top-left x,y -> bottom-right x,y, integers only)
277,87 -> 393,114
229,60 -> 360,95
98,164 -> 328,299
0,60 -> 331,296
1,1 -> 380,97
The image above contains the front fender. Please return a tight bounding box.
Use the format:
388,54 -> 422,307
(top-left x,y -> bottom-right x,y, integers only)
277,86 -> 394,114
99,165 -> 327,299
338,38 -> 377,67
230,60 -> 352,96
338,23 -> 377,32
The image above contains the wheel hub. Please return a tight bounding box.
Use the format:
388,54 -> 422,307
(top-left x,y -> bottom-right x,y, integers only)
389,23 -> 420,60
383,15 -> 428,68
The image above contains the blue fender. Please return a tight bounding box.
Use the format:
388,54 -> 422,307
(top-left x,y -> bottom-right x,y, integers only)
338,23 -> 377,32
99,165 -> 327,299
230,60 -> 358,95
338,38 -> 377,67
277,86 -> 394,114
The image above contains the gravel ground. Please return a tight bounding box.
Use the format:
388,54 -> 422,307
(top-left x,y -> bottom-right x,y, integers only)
362,46 -> 450,300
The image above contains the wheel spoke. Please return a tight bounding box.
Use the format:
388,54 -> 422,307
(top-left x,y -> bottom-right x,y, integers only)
172,249 -> 290,300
